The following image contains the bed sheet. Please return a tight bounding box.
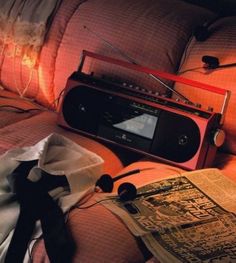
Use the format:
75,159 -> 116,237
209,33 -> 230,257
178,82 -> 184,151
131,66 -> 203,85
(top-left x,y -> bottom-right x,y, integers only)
0,110 -> 123,176
31,153 -> 236,263
1,109 -> 235,262
0,89 -> 42,128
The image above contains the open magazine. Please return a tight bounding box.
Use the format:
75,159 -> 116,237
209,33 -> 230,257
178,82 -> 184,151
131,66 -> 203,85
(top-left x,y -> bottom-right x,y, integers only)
100,168 -> 236,263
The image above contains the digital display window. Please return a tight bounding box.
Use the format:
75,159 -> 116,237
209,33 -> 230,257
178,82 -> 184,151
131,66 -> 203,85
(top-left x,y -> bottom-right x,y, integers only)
113,113 -> 158,139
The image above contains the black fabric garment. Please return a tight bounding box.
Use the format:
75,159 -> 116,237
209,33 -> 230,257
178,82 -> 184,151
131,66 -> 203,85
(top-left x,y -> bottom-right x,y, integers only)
5,160 -> 75,263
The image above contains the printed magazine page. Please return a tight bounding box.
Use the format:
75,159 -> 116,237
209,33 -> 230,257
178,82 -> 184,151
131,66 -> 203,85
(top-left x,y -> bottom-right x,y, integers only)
101,168 -> 236,263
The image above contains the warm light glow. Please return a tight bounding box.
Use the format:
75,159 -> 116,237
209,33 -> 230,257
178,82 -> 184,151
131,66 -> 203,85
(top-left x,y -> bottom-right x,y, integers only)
22,49 -> 38,68
38,64 -> 50,102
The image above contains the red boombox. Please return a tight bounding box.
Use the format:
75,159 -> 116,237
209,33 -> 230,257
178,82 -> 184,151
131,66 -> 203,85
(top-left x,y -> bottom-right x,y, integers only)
57,50 -> 230,170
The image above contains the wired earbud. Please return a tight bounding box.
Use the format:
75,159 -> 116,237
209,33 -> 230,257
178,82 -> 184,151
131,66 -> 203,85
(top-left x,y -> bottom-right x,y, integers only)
75,167 -> 180,209
194,16 -> 221,42
202,55 -> 236,70
75,184 -> 173,210
117,183 -> 172,202
95,168 -> 154,201
95,168 -> 153,193
179,55 -> 236,75
95,173 -> 115,193
194,24 -> 211,42
95,167 -> 173,202
202,55 -> 219,69
117,182 -> 137,202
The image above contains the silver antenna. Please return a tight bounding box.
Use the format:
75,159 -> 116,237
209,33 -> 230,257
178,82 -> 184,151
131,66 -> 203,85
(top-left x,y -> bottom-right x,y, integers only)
83,25 -> 190,102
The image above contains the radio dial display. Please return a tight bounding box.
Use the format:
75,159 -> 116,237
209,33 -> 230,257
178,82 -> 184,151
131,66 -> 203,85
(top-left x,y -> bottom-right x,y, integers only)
113,113 -> 158,139
101,97 -> 159,140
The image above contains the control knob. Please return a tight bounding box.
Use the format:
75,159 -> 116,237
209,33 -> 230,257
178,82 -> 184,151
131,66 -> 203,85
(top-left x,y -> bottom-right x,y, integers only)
212,129 -> 225,147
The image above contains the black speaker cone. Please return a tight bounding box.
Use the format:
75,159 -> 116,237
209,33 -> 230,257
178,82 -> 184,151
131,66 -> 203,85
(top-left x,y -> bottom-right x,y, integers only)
62,86 -> 105,133
151,111 -> 201,163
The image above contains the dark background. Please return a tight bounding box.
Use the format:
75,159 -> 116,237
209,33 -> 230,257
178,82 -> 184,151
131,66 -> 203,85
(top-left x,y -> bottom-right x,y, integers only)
183,0 -> 236,15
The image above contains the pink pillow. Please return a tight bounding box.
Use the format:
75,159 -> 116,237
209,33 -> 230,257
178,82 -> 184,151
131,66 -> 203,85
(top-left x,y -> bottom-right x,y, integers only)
175,16 -> 236,155
53,0 -> 215,100
0,0 -> 214,109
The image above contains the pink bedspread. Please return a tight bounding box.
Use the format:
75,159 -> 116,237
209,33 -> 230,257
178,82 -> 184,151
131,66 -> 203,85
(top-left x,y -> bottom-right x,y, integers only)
1,0 -> 235,262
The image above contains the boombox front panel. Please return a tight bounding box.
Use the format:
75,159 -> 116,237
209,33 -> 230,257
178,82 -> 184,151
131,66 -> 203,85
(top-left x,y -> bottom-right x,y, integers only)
150,111 -> 201,163
62,85 -> 104,133
58,78 -> 218,170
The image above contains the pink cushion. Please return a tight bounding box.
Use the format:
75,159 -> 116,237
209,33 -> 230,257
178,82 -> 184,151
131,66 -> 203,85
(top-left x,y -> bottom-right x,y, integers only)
0,0 -> 214,108
32,161 -> 185,263
32,202 -> 146,263
0,90 -> 41,128
0,0 -> 84,108
53,0 -> 215,100
175,16 -> 236,155
0,111 -> 123,175
214,152 -> 236,183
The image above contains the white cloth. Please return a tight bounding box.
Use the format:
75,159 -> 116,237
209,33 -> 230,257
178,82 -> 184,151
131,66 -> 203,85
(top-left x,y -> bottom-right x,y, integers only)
0,0 -> 62,68
0,133 -> 104,262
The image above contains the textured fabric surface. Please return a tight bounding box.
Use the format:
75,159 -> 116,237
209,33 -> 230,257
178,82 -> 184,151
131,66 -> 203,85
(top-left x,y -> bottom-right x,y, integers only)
0,0 -> 86,108
0,111 -> 123,176
0,133 -> 107,263
32,158 -> 236,263
0,0 -> 62,70
0,0 -> 214,108
1,1 -> 236,262
175,16 -> 236,155
32,202 -> 146,263
0,90 -> 42,128
214,152 -> 236,183
53,0 -> 215,100
0,106 -> 235,262
32,161 -> 183,263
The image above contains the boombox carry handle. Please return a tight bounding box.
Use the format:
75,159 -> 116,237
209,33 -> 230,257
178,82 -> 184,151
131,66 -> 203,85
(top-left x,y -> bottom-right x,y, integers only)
78,50 -> 230,125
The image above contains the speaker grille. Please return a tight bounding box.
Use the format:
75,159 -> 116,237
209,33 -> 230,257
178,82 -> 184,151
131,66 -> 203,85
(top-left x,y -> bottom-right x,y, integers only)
151,111 -> 201,163
62,86 -> 105,133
